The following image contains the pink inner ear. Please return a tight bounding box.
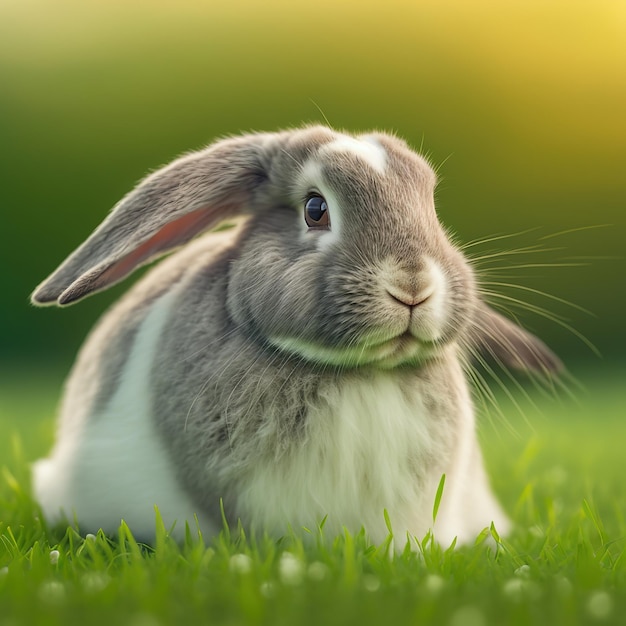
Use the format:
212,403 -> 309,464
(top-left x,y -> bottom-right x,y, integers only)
95,206 -> 225,290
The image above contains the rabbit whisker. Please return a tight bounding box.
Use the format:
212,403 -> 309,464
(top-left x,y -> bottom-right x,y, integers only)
460,227 -> 542,250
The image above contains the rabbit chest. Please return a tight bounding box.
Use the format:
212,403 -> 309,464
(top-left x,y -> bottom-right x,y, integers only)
228,365 -> 474,543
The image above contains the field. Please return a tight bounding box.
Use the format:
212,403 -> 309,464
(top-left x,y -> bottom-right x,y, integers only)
1,364 -> 625,625
1,0 -> 623,623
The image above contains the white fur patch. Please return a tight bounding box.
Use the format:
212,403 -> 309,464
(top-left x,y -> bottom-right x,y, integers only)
295,134 -> 386,250
233,360 -> 509,546
33,289 -> 215,540
322,136 -> 387,173
235,373 -> 440,543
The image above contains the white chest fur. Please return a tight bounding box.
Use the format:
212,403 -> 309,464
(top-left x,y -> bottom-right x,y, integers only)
234,373 -> 465,544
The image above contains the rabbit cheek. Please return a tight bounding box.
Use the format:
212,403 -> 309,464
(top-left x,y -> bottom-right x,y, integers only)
435,251 -> 478,342
226,242 -> 327,345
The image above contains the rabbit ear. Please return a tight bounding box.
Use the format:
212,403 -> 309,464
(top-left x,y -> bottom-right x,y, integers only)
31,135 -> 273,306
473,303 -> 563,375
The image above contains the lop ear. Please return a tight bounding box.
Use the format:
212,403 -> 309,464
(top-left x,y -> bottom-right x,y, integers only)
31,134 -> 272,306
473,303 -> 563,375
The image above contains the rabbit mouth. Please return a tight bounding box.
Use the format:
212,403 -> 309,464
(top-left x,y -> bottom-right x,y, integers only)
268,330 -> 439,369
367,331 -> 439,369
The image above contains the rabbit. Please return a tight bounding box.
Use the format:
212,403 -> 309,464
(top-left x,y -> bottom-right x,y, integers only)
31,126 -> 561,546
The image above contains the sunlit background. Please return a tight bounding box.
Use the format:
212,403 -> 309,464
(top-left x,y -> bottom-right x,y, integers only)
1,1 -> 624,394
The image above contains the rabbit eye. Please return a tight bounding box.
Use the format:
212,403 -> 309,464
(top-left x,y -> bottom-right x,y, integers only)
304,194 -> 330,229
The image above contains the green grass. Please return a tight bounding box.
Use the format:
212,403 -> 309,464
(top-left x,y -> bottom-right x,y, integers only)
1,366 -> 625,625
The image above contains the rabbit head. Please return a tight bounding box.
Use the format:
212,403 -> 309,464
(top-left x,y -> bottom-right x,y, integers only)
32,125 -> 560,374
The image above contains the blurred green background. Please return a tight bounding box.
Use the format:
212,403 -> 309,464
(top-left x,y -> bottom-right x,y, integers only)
1,0 -> 624,377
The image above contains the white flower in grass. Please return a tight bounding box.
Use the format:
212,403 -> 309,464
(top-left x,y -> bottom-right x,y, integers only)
82,572 -> 111,594
307,561 -> 329,581
260,582 -> 275,598
514,564 -> 531,578
85,534 -> 97,542
503,578 -> 541,602
502,578 -> 524,600
278,552 -> 304,585
424,574 -> 445,594
362,574 -> 380,592
586,591 -> 613,620
49,550 -> 60,565
129,613 -> 161,626
555,576 -> 573,597
229,553 -> 252,575
449,606 -> 486,626
38,580 -> 66,605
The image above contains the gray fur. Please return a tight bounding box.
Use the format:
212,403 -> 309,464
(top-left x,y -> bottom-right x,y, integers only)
32,125 -> 561,542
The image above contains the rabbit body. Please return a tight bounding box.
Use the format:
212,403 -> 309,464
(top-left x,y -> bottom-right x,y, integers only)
33,126 -> 556,544
34,225 -> 507,544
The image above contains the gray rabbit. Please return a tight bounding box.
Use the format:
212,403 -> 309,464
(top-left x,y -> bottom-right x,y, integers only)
31,126 -> 560,545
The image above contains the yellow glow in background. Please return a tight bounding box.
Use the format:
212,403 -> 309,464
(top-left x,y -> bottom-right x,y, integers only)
1,0 -> 624,365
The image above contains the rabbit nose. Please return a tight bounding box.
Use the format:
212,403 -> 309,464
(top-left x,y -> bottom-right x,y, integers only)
386,283 -> 434,307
